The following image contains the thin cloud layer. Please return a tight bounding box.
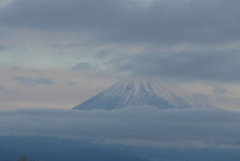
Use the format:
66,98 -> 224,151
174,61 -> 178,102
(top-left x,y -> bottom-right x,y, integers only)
0,107 -> 240,148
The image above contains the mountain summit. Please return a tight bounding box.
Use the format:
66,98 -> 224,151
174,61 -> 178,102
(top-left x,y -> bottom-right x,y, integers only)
73,76 -> 215,110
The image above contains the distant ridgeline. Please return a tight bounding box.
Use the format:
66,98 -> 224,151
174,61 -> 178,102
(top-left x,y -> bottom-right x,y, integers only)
73,76 -> 215,110
0,136 -> 148,161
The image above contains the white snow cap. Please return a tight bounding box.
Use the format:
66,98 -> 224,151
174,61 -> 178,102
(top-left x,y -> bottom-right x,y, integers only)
74,75 -> 215,110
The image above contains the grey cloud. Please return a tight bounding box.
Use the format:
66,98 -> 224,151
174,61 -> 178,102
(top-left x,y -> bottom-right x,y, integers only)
12,76 -> 53,86
0,107 -> 240,148
0,0 -> 240,45
214,87 -> 228,94
191,93 -> 210,100
0,86 -> 7,91
109,50 -> 240,82
0,44 -> 8,51
71,62 -> 92,71
1,0 -> 239,83
94,49 -> 115,59
11,66 -> 21,71
65,79 -> 77,85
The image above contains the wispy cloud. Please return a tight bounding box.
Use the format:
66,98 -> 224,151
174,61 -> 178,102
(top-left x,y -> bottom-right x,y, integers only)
214,87 -> 228,94
71,62 -> 92,71
12,76 -> 53,86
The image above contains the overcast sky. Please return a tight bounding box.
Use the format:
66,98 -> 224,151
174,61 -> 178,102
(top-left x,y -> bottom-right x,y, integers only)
0,0 -> 240,110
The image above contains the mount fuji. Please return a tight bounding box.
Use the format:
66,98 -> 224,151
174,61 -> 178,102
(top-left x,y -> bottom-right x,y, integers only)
73,76 -> 215,110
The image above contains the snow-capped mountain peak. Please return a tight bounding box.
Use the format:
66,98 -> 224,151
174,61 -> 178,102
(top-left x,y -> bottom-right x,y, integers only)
73,76 -> 215,110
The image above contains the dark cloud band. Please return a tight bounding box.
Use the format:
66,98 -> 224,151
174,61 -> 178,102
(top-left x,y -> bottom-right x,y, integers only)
0,107 -> 240,148
0,0 -> 240,45
109,50 -> 240,81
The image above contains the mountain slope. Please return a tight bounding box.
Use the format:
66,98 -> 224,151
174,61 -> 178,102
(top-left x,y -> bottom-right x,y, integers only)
73,76 -> 215,110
